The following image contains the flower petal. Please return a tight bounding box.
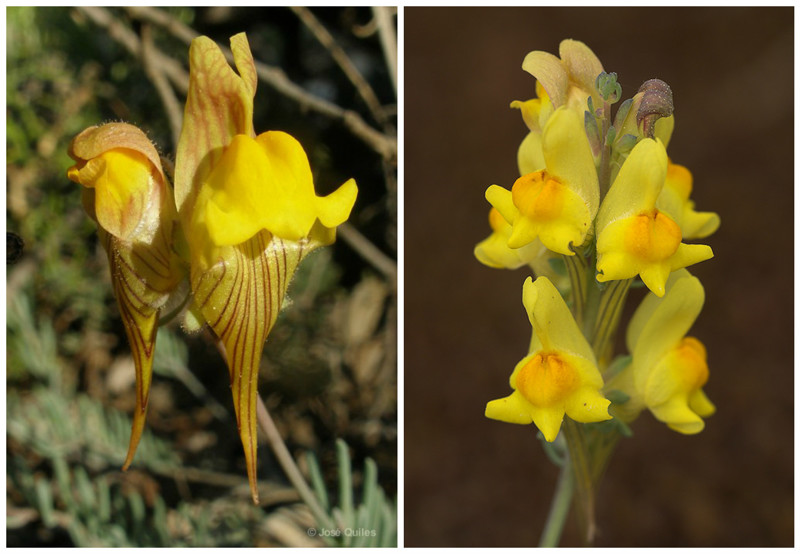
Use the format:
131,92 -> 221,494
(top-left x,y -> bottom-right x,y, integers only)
192,232 -> 310,504
528,403 -> 566,442
565,386 -> 613,423
522,50 -> 568,108
542,107 -> 599,223
68,123 -> 185,470
485,390 -> 535,425
175,33 -> 256,223
516,131 -> 546,176
523,276 -> 595,363
474,209 -> 547,270
650,397 -> 706,434
597,138 -> 667,231
630,273 -> 704,391
558,39 -> 603,103
485,184 -> 517,225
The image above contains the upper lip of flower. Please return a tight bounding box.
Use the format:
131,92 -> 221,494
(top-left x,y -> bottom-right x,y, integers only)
484,106 -> 599,256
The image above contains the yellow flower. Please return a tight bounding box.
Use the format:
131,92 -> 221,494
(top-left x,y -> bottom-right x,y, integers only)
657,160 -> 721,240
473,208 -> 570,292
619,269 -> 715,433
511,39 -> 603,177
521,39 -> 604,112
485,276 -> 611,441
67,122 -> 185,470
485,106 -> 599,256
174,33 -> 357,503
474,207 -> 548,269
510,81 -> 552,175
595,138 -> 713,296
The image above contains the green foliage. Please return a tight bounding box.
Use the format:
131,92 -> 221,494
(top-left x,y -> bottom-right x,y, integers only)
306,439 -> 397,547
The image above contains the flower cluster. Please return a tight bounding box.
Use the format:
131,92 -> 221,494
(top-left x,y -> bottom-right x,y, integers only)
477,39 -> 719,443
67,33 -> 357,504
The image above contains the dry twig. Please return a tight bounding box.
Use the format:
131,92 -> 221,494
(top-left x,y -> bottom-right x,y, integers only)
290,6 -> 388,127
140,24 -> 183,148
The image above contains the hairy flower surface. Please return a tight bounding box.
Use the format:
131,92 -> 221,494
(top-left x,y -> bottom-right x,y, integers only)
485,276 -> 611,441
622,270 -> 715,433
595,138 -> 713,296
67,122 -> 184,470
485,107 -> 598,256
174,33 -> 357,503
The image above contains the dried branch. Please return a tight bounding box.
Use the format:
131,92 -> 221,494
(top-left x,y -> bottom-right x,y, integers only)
372,7 -> 397,93
140,24 -> 183,148
290,6 -> 387,127
76,6 -> 189,95
338,223 -> 397,286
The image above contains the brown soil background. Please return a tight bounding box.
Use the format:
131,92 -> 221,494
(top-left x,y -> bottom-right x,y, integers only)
404,7 -> 793,547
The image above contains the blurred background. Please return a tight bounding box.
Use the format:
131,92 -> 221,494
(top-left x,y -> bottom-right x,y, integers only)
7,6 -> 396,546
405,6 -> 792,547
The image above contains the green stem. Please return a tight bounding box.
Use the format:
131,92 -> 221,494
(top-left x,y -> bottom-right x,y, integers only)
562,418 -> 596,545
538,453 -> 574,547
591,278 -> 632,362
562,250 -> 587,328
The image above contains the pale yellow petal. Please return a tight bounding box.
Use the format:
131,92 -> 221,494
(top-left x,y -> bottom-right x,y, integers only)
517,131 -> 546,176
522,50 -> 568,108
542,107 -> 599,219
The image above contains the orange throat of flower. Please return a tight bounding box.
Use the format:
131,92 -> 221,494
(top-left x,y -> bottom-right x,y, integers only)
624,209 -> 681,262
515,351 -> 578,407
511,170 -> 566,223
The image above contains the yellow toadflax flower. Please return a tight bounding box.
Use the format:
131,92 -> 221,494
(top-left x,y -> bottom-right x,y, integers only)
67,122 -> 185,470
174,33 -> 357,503
611,269 -> 715,434
511,39 -> 604,178
485,276 -> 611,441
484,106 -> 599,256
595,138 -> 713,296
521,39 -> 604,113
657,160 -> 721,240
510,81 -> 552,176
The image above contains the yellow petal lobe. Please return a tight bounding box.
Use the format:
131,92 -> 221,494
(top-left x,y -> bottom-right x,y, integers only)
203,133 -> 357,247
68,149 -> 152,240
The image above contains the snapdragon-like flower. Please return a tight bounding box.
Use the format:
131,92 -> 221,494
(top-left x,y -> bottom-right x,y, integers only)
485,106 -> 599,256
657,160 -> 721,240
485,276 -> 611,441
67,122 -> 185,469
174,33 -> 357,503
511,40 -> 603,177
521,39 -> 604,113
473,208 -> 570,291
612,270 -> 715,433
595,138 -> 713,296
